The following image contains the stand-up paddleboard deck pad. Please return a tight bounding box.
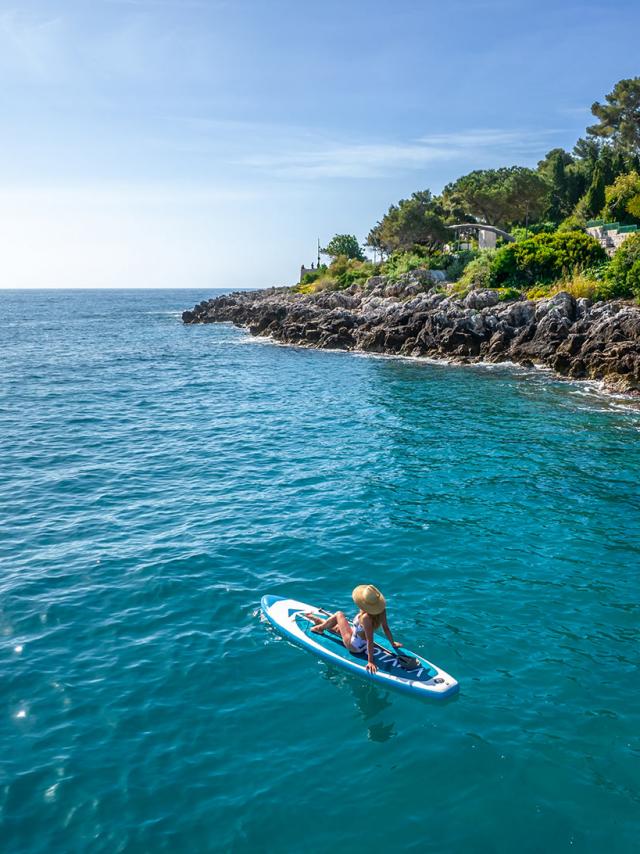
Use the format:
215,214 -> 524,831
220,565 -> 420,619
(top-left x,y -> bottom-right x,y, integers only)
261,595 -> 458,699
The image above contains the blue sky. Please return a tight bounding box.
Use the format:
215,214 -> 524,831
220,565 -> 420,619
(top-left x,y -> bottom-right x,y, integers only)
1,0 -> 638,288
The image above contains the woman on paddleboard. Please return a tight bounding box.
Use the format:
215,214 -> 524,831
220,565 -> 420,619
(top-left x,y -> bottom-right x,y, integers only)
305,584 -> 402,674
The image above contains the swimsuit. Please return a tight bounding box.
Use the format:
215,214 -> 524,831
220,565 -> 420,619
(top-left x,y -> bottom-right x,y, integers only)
350,613 -> 368,653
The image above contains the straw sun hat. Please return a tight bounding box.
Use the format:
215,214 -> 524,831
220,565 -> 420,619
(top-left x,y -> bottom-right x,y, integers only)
352,584 -> 386,615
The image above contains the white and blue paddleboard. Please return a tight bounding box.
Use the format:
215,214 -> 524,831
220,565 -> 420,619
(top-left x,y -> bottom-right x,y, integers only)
261,595 -> 458,700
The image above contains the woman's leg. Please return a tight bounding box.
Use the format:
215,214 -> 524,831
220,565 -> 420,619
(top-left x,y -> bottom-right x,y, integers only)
304,612 -> 337,632
333,611 -> 357,650
307,611 -> 355,650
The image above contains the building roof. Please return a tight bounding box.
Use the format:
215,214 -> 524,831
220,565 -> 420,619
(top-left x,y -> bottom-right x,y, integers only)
447,223 -> 515,242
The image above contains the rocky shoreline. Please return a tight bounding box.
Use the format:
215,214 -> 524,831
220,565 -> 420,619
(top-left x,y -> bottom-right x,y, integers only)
182,273 -> 640,394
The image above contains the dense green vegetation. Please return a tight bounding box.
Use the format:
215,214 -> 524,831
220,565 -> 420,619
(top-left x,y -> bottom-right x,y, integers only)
600,232 -> 640,299
490,232 -> 607,287
602,172 -> 640,224
301,77 -> 640,302
297,257 -> 377,292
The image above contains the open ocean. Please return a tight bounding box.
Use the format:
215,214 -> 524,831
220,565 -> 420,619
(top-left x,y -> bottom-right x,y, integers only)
1,288 -> 639,853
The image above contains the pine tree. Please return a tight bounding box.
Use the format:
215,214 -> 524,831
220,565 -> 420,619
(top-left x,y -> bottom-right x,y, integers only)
547,153 -> 569,222
584,163 -> 606,219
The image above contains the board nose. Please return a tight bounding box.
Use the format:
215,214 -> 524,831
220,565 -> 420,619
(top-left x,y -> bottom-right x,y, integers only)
260,594 -> 283,611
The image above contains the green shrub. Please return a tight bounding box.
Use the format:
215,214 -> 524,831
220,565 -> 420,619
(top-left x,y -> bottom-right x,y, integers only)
628,260 -> 640,298
627,260 -> 640,300
600,232 -> 640,299
293,257 -> 378,293
491,231 -> 607,287
510,222 -> 556,241
457,250 -> 495,290
294,275 -> 338,294
300,265 -> 328,285
421,251 -> 448,270
382,248 -> 474,281
553,270 -> 600,300
601,171 -> 640,225
382,251 -> 429,280
496,287 -> 521,301
557,214 -> 586,233
526,284 -> 553,299
490,245 -> 519,283
581,261 -> 610,281
444,249 -> 477,281
526,269 -> 602,302
592,279 -> 621,300
315,255 -> 380,290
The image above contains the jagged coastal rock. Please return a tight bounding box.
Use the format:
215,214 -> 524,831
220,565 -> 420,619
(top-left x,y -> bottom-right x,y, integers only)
183,274 -> 640,393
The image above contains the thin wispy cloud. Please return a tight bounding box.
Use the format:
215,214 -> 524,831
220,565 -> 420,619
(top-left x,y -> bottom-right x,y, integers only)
242,142 -> 450,179
419,129 -> 539,147
239,127 -> 565,180
557,105 -> 592,118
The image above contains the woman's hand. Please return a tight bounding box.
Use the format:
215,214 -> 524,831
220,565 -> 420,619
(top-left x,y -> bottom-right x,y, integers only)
392,641 -> 403,650
366,661 -> 378,674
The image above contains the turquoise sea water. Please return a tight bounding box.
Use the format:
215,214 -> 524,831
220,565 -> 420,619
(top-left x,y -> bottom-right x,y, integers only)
1,288 -> 639,853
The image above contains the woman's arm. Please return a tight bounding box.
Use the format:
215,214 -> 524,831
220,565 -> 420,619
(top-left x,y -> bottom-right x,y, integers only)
362,615 -> 377,673
381,611 -> 402,649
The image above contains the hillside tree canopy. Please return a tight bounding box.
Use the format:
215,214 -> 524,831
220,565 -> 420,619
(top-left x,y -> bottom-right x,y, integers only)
321,234 -> 365,261
443,167 -> 549,229
366,191 -> 449,255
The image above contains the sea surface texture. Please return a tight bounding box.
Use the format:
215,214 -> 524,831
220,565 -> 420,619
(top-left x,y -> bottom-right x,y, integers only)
1,289 -> 639,854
